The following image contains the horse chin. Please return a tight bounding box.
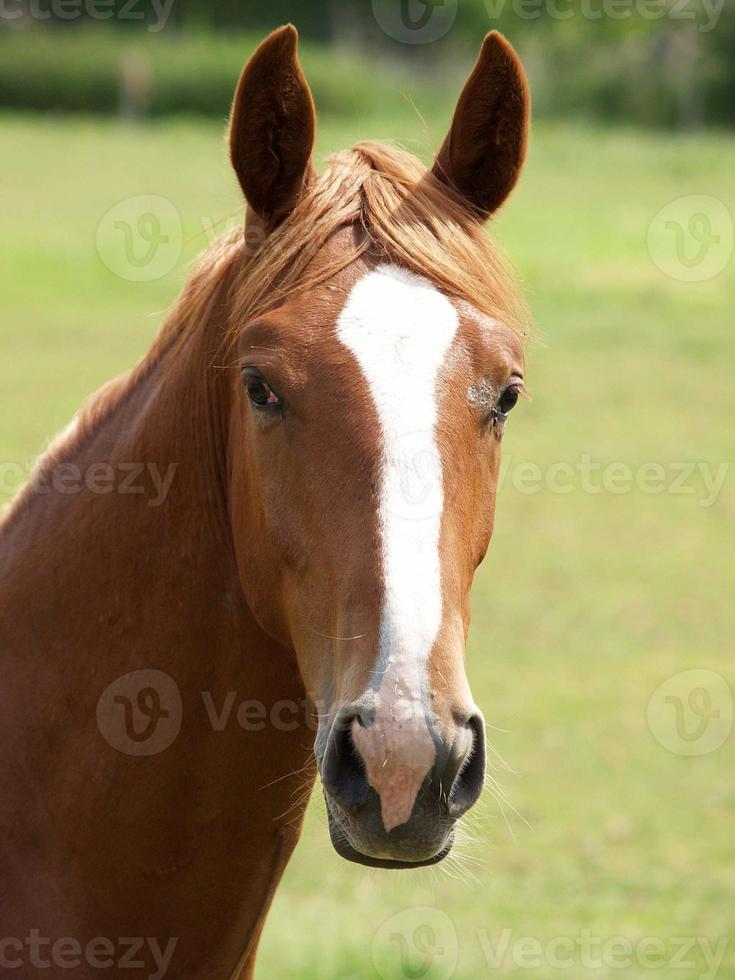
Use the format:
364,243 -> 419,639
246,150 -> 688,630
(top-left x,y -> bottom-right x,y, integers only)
326,805 -> 454,870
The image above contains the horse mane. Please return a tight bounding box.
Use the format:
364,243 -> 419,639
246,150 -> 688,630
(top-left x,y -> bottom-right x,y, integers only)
133,139 -> 529,374
226,140 -> 528,343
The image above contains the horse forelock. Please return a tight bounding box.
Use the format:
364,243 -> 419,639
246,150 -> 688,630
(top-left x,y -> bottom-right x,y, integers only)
224,140 -> 528,345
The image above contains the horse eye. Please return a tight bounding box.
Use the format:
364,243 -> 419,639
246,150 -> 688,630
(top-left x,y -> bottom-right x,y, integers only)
498,385 -> 520,415
243,371 -> 280,409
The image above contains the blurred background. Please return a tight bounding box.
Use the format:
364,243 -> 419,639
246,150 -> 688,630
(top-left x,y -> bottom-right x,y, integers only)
1,0 -> 735,126
1,1 -> 733,978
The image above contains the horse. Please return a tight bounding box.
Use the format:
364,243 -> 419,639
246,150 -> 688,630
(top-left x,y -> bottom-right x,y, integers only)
0,25 -> 530,979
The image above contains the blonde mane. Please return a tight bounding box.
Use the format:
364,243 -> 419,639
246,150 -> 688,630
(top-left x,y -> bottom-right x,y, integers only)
159,140 -> 528,366
228,140 -> 527,341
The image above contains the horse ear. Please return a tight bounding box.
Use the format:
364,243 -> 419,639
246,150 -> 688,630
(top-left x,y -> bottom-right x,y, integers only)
432,32 -> 530,219
229,25 -> 316,226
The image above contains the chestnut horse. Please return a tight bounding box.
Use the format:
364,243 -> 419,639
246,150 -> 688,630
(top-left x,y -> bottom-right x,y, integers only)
0,25 -> 530,980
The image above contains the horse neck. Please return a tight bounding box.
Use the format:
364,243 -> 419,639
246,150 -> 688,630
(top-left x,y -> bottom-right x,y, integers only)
0,263 -> 315,972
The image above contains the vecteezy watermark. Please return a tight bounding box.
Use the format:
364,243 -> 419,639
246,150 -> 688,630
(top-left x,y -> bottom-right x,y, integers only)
96,195 -> 184,282
482,0 -> 727,32
647,669 -> 733,757
0,932 -> 177,978
372,0 -> 727,40
96,679 -> 318,757
648,195 -> 734,283
0,0 -> 175,32
97,669 -> 183,756
96,682 -> 448,757
94,192 -> 334,285
372,0 -> 458,44
371,911 -> 730,980
352,443 -> 729,517
372,907 -> 459,980
498,455 -> 729,508
95,196 -> 251,282
384,430 -> 444,522
201,692 -> 312,735
96,666 -> 735,763
0,458 -> 178,507
477,928 -> 729,978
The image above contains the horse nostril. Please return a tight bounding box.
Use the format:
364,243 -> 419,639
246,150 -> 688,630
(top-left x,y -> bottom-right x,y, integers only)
321,715 -> 369,808
448,713 -> 486,818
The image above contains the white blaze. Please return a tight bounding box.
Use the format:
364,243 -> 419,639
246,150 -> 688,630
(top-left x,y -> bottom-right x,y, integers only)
336,264 -> 459,831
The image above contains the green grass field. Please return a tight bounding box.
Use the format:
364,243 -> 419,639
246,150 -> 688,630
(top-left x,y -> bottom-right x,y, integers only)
1,109 -> 734,978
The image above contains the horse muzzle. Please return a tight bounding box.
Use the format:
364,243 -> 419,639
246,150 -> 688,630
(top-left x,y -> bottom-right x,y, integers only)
318,703 -> 486,868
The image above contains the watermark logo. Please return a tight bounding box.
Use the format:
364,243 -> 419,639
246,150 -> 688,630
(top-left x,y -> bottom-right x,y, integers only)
27,459 -> 177,507
497,455 -> 728,509
647,669 -> 733,756
481,0 -> 726,32
385,430 -> 444,522
372,0 -> 458,44
372,906 -> 459,980
477,927 -> 729,977
0,931 -> 177,978
648,195 -> 733,283
0,0 -> 176,33
96,195 -> 183,282
97,669 -> 182,756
